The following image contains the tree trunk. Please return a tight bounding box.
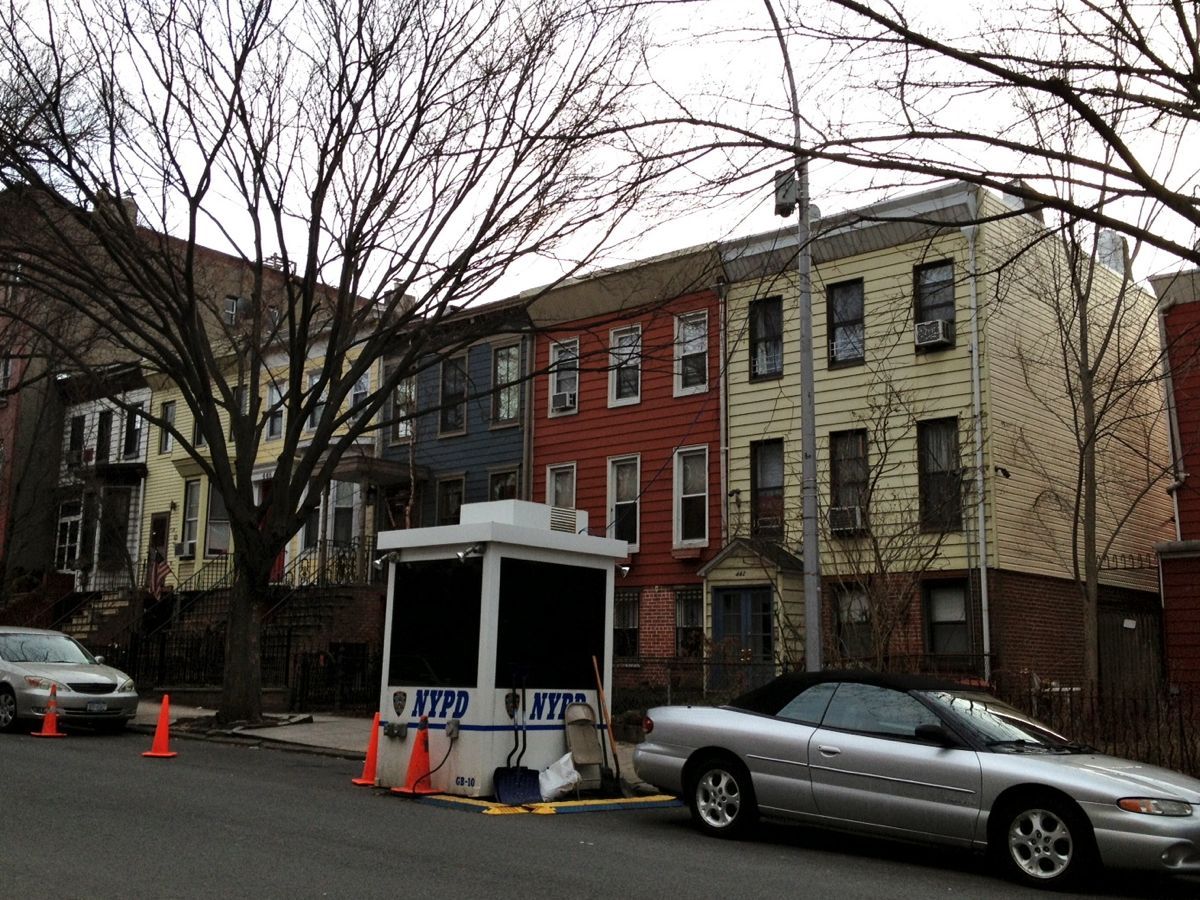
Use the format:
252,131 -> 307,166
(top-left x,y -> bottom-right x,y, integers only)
218,554 -> 269,724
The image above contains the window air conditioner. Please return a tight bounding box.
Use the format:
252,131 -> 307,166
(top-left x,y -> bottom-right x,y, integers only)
829,505 -> 865,535
551,391 -> 577,412
914,319 -> 953,348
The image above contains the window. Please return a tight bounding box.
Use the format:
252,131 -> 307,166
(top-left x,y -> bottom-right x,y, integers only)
55,500 -> 82,570
193,412 -> 207,448
614,588 -> 640,658
230,387 -> 247,439
675,312 -> 708,394
0,355 -> 11,394
96,410 -> 112,464
834,584 -> 872,659
609,325 -> 641,406
181,480 -> 200,555
123,402 -> 143,458
828,279 -> 865,365
547,463 -> 576,508
915,261 -> 955,329
491,344 -> 520,425
68,415 -> 84,458
389,376 -> 415,442
750,439 -> 783,537
223,295 -> 243,325
776,682 -> 837,724
307,371 -> 324,430
549,338 -> 579,414
675,587 -> 704,657
489,469 -> 519,501
332,481 -> 354,544
206,484 -> 231,555
822,682 -> 940,737
437,477 -> 465,525
918,417 -> 961,532
926,582 -> 969,656
159,401 -> 176,453
302,503 -> 319,549
440,354 -> 467,434
351,372 -> 369,409
609,456 -> 639,549
830,429 -> 868,531
266,385 -> 283,440
674,447 -> 708,546
749,296 -> 783,378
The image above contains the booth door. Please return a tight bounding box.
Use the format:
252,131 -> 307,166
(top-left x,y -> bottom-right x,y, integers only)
711,587 -> 774,692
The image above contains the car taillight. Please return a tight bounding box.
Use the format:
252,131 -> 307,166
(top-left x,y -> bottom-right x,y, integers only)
643,715 -> 654,735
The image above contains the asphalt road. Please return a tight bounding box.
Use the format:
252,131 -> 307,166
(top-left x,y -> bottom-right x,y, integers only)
4,729 -> 1199,900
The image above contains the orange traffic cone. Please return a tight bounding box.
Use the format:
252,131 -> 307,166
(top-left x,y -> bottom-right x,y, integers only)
351,712 -> 381,786
142,694 -> 178,759
32,683 -> 67,738
390,716 -> 438,797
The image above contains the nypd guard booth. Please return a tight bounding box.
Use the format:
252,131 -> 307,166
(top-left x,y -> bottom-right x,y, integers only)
374,499 -> 627,799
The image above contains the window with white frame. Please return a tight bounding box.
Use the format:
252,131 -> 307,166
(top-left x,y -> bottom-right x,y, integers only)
437,477 -> 464,525
55,500 -> 82,570
549,338 -> 579,414
266,384 -> 283,440
489,469 -> 519,501
609,455 -> 640,549
206,484 -> 231,555
223,295 -> 243,325
122,402 -> 143,458
491,344 -> 520,425
547,463 -> 576,508
159,401 -> 175,453
307,371 -> 324,430
675,312 -> 707,395
440,354 -> 467,434
674,447 -> 708,546
181,480 -> 200,555
609,325 -> 641,405
351,371 -> 369,409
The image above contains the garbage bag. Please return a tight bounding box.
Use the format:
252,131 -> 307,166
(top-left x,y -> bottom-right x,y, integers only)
539,752 -> 581,801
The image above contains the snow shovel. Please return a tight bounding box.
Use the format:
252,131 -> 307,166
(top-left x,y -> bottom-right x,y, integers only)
492,677 -> 541,805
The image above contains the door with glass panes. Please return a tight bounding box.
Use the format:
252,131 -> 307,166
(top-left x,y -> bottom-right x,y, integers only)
711,587 -> 774,690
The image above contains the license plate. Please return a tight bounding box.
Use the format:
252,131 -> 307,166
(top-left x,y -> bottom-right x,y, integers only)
86,701 -> 107,713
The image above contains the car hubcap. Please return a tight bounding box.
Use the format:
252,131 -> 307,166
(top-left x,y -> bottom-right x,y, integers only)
0,692 -> 14,727
1008,808 -> 1073,879
696,768 -> 740,828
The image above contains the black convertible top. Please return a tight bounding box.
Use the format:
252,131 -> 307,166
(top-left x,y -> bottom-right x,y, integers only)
729,669 -> 973,716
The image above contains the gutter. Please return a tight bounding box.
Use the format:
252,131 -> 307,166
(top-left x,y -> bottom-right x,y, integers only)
962,191 -> 992,681
1157,304 -> 1184,542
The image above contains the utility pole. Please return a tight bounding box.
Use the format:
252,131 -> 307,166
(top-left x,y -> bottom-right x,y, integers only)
766,0 -> 822,671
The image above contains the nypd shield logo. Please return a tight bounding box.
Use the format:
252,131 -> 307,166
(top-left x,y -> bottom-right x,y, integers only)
392,690 -> 407,717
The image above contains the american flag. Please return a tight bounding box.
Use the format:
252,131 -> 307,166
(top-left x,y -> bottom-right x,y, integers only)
148,554 -> 172,600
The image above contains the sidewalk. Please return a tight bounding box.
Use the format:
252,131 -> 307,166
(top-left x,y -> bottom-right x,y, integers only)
132,699 -> 650,792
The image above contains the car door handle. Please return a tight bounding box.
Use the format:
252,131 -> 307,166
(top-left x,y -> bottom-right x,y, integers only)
817,745 -> 841,757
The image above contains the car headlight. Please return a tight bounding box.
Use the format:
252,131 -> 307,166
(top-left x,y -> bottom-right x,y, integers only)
1118,798 -> 1194,816
118,679 -> 135,693
23,675 -> 67,691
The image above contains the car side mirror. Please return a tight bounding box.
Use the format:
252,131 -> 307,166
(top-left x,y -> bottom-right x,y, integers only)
94,655 -> 105,665
915,723 -> 960,747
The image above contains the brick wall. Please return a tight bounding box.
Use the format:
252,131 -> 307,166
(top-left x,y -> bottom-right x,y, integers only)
1160,556 -> 1200,690
638,586 -> 676,657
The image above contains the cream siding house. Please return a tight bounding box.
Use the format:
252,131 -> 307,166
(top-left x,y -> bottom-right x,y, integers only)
714,182 -> 1171,688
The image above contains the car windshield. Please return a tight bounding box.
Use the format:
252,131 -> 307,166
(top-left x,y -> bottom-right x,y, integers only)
0,633 -> 95,665
922,690 -> 1081,753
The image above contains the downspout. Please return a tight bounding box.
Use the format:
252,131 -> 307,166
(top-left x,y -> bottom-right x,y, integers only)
718,267 -> 729,546
962,192 -> 992,681
521,331 -> 534,501
1157,302 -> 1184,542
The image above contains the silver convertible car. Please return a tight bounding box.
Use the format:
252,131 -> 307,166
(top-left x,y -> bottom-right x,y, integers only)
0,627 -> 138,732
633,671 -> 1200,889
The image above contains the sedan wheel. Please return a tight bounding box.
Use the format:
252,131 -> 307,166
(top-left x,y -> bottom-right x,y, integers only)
0,686 -> 17,732
689,757 -> 756,838
997,798 -> 1092,889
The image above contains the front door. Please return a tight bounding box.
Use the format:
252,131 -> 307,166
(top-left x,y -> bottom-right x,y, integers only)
711,587 -> 774,691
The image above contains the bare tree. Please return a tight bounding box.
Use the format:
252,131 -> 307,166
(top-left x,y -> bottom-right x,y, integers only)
0,0 -> 663,722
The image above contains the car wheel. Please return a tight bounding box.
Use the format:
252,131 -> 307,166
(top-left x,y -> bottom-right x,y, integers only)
688,755 -> 757,839
0,685 -> 18,733
993,795 -> 1094,889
